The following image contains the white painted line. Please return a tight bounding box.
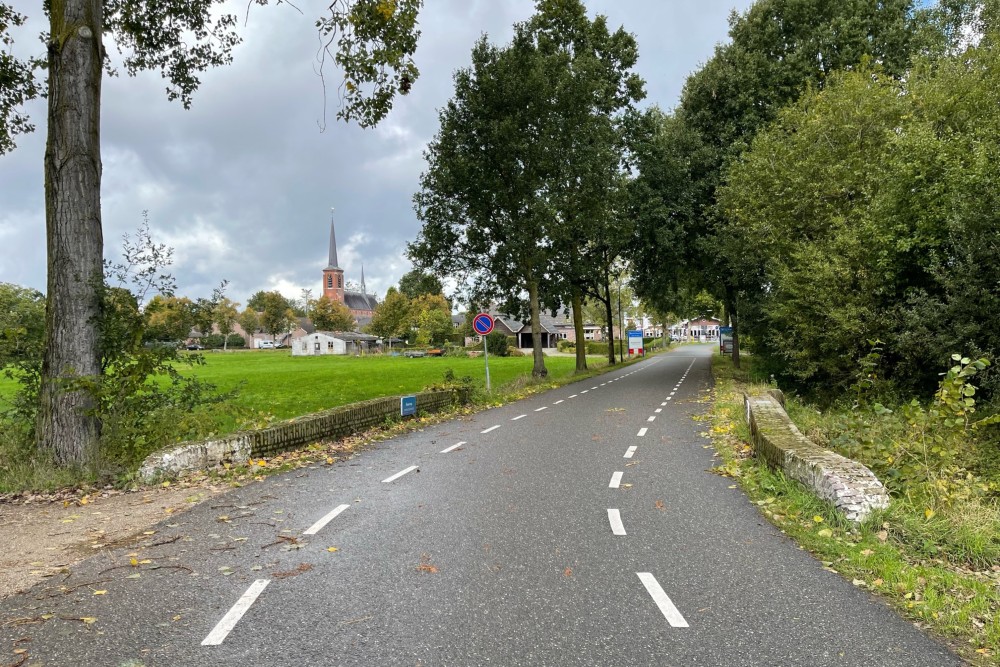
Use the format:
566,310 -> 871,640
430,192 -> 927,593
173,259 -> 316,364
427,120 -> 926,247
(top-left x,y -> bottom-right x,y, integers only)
440,441 -> 466,454
581,390 -> 589,394
661,402 -> 667,406
670,391 -> 676,396
534,406 -> 548,412
512,415 -> 527,421
569,394 -> 578,399
609,471 -> 623,488
608,509 -> 627,536
666,397 -> 672,401
303,504 -> 350,535
624,446 -> 637,458
591,386 -> 598,390
481,425 -> 501,434
554,400 -> 564,405
655,408 -> 662,413
382,466 -> 418,483
637,428 -> 648,437
637,573 -> 689,628
647,416 -> 656,422
201,579 -> 270,646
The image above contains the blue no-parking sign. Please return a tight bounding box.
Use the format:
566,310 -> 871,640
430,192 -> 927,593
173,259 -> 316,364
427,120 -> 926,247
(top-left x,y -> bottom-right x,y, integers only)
473,313 -> 495,336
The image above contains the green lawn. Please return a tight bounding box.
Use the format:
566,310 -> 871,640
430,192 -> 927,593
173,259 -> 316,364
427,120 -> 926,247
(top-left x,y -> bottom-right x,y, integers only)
1,351 -> 608,423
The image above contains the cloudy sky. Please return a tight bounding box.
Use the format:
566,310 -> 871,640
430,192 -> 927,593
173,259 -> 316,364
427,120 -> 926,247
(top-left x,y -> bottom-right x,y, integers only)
0,0 -> 753,307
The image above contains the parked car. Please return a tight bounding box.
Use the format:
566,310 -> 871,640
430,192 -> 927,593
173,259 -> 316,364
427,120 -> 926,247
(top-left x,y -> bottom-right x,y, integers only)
403,349 -> 426,358
258,341 -> 276,349
186,343 -> 204,350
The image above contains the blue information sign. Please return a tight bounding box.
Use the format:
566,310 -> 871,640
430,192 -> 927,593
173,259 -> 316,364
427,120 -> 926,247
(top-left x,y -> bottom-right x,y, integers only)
720,326 -> 733,334
473,313 -> 495,336
400,395 -> 417,417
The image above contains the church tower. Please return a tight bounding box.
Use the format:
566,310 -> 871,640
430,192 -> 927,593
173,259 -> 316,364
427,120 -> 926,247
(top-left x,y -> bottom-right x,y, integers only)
322,210 -> 345,304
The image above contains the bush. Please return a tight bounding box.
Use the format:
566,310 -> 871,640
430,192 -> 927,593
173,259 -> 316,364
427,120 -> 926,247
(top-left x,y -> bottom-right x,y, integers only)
557,339 -> 574,353
226,334 -> 245,348
201,334 -> 225,348
485,331 -> 511,357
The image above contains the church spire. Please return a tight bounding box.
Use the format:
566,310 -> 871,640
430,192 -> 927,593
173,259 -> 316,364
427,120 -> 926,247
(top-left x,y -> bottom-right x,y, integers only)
361,264 -> 367,295
327,208 -> 340,270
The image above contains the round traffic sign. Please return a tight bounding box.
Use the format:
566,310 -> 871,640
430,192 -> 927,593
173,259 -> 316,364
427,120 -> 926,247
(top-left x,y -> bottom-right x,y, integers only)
473,313 -> 495,336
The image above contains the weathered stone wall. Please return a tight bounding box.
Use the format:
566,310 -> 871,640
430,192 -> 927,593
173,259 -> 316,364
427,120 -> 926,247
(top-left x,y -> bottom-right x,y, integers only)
744,393 -> 889,523
139,388 -> 469,481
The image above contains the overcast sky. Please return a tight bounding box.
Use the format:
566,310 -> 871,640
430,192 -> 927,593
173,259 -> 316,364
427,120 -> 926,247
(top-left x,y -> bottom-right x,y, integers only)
0,0 -> 754,307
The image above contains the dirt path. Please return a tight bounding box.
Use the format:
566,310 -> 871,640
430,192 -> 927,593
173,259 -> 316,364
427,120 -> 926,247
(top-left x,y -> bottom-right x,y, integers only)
1,485 -> 228,600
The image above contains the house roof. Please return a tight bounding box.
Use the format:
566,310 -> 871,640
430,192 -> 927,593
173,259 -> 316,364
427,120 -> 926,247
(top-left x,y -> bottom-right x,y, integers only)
299,330 -> 379,342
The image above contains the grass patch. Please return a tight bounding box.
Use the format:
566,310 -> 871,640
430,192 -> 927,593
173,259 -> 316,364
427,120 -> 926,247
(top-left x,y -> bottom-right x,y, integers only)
707,351 -> 1000,665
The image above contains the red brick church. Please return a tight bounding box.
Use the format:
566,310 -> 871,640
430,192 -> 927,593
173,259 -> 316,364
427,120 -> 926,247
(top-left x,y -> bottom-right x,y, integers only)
322,212 -> 378,323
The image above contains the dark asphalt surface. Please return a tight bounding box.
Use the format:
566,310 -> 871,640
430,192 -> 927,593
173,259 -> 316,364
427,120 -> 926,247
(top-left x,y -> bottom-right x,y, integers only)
1,345 -> 964,666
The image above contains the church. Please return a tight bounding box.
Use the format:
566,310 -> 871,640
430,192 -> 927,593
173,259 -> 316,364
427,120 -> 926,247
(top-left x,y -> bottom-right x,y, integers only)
322,212 -> 378,324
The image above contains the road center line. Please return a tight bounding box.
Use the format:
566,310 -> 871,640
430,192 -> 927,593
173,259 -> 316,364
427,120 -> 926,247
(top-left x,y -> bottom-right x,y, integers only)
609,471 -> 623,488
201,579 -> 270,646
666,397 -> 672,401
647,416 -> 656,422
661,402 -> 667,406
637,573 -> 689,628
608,509 -> 627,536
637,428 -> 648,437
440,441 -> 466,454
624,446 -> 637,458
303,504 -> 350,535
535,406 -> 548,412
382,466 -> 418,483
481,425 -> 501,434
512,415 -> 527,421
655,408 -> 662,413
568,394 -> 578,398
581,390 -> 589,394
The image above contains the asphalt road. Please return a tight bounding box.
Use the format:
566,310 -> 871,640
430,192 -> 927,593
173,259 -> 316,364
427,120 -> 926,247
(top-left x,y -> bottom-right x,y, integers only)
1,345 -> 964,666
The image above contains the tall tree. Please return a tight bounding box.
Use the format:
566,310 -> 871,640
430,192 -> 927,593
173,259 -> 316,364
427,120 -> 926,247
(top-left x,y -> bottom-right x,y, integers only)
214,297 -> 240,351
1,0 -> 422,465
259,291 -> 294,340
397,269 -> 444,301
367,286 -> 412,344
311,296 -> 356,332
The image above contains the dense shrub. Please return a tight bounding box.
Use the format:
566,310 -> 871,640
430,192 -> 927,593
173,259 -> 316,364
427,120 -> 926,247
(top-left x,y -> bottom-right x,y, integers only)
485,331 -> 511,357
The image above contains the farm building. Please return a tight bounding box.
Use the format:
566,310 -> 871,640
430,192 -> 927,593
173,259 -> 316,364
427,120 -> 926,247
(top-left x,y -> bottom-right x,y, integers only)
291,331 -> 379,356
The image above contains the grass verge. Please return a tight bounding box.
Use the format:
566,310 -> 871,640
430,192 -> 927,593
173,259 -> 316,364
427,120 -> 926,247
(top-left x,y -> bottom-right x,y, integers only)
707,352 -> 1000,665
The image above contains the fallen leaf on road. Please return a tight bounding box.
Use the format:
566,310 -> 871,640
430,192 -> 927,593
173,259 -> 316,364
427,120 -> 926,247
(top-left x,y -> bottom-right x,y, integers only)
273,563 -> 313,579
416,553 -> 438,574
564,567 -> 572,577
93,590 -> 107,595
326,547 -> 339,553
655,500 -> 665,511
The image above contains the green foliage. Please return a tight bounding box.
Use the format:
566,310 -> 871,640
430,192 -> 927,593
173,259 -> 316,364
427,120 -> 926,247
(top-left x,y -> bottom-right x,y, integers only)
368,286 -> 411,341
397,269 -> 443,300
311,295 -> 355,332
0,282 -> 45,367
0,3 -> 41,154
485,331 -> 511,357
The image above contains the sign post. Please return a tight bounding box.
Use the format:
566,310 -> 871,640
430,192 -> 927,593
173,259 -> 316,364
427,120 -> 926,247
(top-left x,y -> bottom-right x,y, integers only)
473,313 -> 495,392
627,330 -> 644,356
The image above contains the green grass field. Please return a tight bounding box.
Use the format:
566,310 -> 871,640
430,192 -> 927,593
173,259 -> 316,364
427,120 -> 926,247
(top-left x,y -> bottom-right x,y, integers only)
0,351 -> 608,423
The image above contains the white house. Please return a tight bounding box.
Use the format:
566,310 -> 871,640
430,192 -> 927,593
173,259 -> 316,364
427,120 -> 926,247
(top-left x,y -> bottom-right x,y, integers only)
291,331 -> 379,356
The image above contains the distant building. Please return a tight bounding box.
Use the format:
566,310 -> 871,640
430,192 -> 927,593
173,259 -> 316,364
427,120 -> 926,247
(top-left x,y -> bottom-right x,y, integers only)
291,331 -> 379,356
321,210 -> 378,323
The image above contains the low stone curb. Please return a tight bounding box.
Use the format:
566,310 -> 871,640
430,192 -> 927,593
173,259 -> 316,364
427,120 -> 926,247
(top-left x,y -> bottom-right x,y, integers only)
744,390 -> 889,523
139,388 -> 470,481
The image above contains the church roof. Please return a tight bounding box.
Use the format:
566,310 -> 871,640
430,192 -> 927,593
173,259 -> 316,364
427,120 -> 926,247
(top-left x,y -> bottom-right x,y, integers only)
326,210 -> 341,270
344,290 -> 377,312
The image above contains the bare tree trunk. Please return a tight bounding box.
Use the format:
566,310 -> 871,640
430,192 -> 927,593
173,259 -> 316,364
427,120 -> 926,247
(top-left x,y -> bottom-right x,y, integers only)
527,279 -> 547,378
36,0 -> 105,465
724,286 -> 741,370
602,271 -> 615,365
571,287 -> 587,372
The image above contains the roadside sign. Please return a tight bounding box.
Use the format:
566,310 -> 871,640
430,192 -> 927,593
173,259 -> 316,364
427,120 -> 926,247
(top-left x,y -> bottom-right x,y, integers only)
627,330 -> 644,356
473,313 -> 495,336
400,395 -> 417,417
719,326 -> 733,335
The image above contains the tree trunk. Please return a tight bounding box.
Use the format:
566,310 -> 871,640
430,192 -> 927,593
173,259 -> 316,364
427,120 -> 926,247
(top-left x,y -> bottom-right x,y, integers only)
527,279 -> 547,378
724,286 -> 741,370
36,0 -> 105,465
602,271 -> 615,365
571,287 -> 587,372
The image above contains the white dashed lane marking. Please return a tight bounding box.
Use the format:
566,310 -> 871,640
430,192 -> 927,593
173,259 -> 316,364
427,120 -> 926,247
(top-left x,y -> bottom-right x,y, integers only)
637,573 -> 689,628
655,408 -> 662,413
512,415 -> 527,421
201,579 -> 270,646
440,441 -> 466,454
608,509 -> 627,536
535,406 -> 548,412
382,466 -> 418,483
624,446 -> 637,458
303,504 -> 350,535
637,428 -> 648,437
554,400 -> 564,405
609,471 -> 623,488
481,425 -> 501,434
647,416 -> 656,422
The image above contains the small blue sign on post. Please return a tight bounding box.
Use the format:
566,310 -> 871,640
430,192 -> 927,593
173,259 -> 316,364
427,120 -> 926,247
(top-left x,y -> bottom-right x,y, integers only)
400,395 -> 417,417
473,313 -> 495,392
